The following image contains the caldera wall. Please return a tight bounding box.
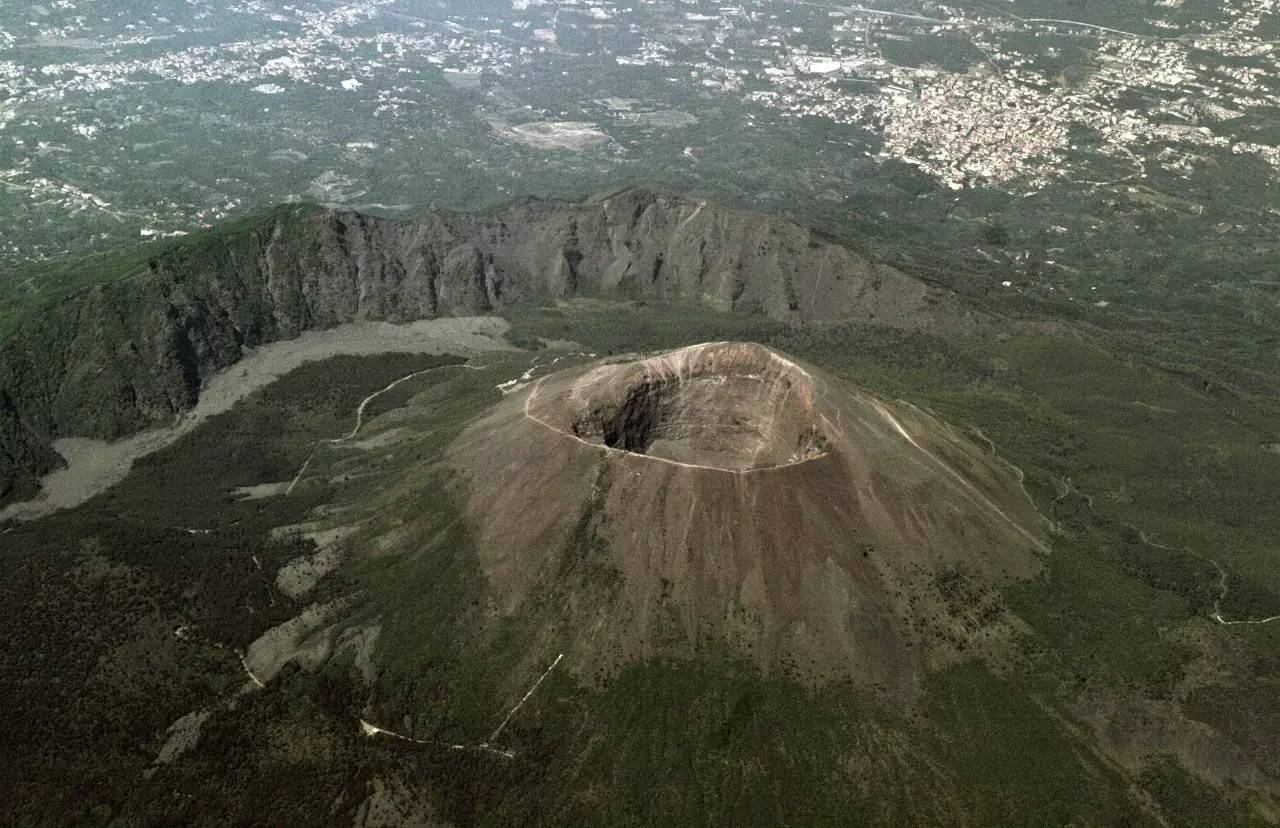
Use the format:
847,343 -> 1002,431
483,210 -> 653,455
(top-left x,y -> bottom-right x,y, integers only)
0,188 -> 965,505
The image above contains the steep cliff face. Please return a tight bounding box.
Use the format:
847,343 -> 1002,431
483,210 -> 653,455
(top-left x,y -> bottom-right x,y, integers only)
0,187 -> 964,504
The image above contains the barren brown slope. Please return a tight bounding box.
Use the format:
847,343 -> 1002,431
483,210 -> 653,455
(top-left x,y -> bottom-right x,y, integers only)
446,343 -> 1049,693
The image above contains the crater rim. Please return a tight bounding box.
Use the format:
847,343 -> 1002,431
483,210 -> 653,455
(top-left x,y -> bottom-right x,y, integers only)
563,342 -> 833,473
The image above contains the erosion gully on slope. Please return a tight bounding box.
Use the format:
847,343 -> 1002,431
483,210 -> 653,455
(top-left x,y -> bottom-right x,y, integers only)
153,355 -> 581,773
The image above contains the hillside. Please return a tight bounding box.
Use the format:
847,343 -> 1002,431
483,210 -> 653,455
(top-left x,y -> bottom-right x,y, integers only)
0,187 -> 963,504
446,343 -> 1048,692
2,193 -> 1280,827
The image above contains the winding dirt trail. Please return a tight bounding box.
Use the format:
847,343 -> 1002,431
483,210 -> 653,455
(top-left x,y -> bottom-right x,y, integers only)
1134,528 -> 1280,627
869,398 -> 1051,554
1049,477 -> 1278,627
360,652 -> 564,760
285,362 -> 484,495
237,650 -> 267,689
358,719 -> 515,760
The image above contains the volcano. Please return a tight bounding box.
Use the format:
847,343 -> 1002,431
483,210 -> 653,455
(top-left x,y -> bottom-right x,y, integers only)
447,343 -> 1050,691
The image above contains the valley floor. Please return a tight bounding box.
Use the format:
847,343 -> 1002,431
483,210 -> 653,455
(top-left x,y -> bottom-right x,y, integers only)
1,316 -> 512,522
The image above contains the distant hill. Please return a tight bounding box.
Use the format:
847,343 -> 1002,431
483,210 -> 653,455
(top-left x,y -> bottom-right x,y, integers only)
0,186 -> 968,504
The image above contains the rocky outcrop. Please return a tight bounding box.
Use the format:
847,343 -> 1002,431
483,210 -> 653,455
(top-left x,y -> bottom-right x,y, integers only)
0,187 -> 963,504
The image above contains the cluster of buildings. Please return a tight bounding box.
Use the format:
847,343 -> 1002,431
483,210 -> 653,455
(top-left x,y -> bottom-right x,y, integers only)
3,0 -> 1280,262
870,71 -> 1075,190
729,2 -> 1280,190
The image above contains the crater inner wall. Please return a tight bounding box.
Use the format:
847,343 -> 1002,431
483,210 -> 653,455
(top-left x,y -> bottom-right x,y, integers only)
568,343 -> 829,471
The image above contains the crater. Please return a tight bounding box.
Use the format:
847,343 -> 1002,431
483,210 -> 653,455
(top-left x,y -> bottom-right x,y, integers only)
449,338 -> 1051,689
568,342 -> 830,471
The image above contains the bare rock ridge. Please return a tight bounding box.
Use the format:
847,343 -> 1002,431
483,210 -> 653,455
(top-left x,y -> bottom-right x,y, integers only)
0,187 -> 961,504
446,343 -> 1049,691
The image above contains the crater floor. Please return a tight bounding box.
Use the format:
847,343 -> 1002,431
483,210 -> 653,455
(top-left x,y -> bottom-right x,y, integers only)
567,342 -> 830,471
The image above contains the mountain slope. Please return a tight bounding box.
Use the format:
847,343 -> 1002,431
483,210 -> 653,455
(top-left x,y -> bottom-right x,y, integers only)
0,187 -> 965,504
1,297 -> 1278,826
446,343 -> 1049,692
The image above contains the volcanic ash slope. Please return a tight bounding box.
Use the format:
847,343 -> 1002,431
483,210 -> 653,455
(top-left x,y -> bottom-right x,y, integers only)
447,343 -> 1050,691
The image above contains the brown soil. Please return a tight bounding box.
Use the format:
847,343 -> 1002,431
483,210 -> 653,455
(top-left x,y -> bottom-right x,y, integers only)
447,343 -> 1051,692
564,343 -> 829,470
